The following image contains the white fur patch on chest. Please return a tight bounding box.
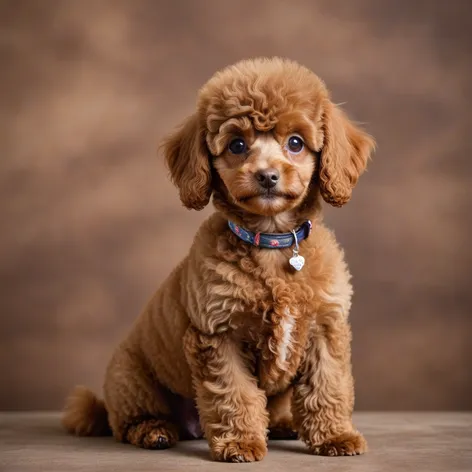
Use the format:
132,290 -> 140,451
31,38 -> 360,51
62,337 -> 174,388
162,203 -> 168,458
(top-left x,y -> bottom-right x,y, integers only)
279,307 -> 295,364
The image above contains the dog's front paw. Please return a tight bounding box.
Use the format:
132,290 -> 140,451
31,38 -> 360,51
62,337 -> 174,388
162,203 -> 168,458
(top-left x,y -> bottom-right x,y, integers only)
211,436 -> 267,462
311,431 -> 367,456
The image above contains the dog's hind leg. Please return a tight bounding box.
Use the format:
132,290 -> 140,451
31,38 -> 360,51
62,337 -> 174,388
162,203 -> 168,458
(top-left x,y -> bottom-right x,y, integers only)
103,344 -> 179,450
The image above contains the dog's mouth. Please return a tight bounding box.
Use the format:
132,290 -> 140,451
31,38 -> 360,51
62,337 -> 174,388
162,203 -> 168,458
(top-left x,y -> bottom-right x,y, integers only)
228,187 -> 305,216
237,189 -> 299,203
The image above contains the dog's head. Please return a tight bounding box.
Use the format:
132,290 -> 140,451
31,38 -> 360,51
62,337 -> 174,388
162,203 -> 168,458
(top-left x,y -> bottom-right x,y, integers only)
162,58 -> 375,217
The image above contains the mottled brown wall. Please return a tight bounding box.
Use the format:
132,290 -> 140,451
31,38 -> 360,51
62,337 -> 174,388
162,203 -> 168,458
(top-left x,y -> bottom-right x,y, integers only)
1,0 -> 471,411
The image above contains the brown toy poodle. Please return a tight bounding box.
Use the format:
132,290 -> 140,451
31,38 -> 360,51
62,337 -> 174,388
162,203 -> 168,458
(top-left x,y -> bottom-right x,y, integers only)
63,57 -> 375,462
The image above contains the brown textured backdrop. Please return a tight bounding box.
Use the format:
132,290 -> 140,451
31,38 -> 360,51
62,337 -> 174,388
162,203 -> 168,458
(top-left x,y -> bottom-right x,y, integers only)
1,0 -> 471,411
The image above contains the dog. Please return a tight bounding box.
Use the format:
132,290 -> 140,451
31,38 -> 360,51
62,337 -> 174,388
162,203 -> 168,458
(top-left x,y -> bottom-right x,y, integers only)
63,57 -> 375,462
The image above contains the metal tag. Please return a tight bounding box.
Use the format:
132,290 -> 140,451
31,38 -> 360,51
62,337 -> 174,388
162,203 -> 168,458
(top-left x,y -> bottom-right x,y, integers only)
289,254 -> 305,271
289,229 -> 305,271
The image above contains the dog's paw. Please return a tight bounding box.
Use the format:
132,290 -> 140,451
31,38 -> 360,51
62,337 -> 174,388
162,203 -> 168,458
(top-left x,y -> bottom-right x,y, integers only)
211,437 -> 267,462
311,431 -> 367,456
126,419 -> 179,450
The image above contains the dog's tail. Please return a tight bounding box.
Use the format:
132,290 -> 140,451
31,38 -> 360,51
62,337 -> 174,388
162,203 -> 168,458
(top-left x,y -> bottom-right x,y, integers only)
62,386 -> 112,436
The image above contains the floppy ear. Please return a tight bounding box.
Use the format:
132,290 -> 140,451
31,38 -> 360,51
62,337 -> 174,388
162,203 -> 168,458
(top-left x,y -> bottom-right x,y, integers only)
161,113 -> 212,210
319,102 -> 375,207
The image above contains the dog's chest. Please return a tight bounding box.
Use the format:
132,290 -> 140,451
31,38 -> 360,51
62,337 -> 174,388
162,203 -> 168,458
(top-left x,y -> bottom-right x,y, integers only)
231,278 -> 312,395
204,248 -> 314,393
248,303 -> 309,394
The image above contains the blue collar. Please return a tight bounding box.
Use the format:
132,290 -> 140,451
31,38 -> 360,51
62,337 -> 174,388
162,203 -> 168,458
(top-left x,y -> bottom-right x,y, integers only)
228,220 -> 312,249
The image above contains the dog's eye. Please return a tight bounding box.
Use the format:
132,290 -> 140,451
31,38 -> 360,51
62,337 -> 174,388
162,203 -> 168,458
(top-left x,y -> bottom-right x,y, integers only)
287,136 -> 304,154
228,138 -> 247,155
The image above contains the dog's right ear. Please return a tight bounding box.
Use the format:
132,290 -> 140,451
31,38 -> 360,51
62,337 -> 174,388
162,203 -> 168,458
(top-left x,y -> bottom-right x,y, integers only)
161,113 -> 212,210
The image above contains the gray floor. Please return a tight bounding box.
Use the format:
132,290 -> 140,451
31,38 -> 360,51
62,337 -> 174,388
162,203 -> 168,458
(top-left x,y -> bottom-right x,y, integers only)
1,413 -> 471,471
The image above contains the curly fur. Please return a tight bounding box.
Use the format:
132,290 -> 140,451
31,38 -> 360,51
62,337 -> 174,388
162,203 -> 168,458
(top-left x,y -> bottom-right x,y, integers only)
63,57 -> 375,462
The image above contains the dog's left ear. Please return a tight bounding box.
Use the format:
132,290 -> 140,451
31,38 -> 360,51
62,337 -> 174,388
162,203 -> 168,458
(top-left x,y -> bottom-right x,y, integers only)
319,102 -> 375,207
161,113 -> 212,210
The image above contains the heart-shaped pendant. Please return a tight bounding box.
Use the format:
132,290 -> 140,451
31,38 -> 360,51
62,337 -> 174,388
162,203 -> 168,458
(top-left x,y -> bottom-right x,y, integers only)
289,254 -> 305,271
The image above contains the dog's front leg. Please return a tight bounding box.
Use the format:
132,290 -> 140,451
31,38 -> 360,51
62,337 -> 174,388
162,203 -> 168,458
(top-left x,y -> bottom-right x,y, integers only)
183,326 -> 269,462
292,311 -> 367,456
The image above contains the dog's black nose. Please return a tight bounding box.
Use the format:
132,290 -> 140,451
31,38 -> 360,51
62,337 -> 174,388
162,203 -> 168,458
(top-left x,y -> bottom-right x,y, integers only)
255,169 -> 280,189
